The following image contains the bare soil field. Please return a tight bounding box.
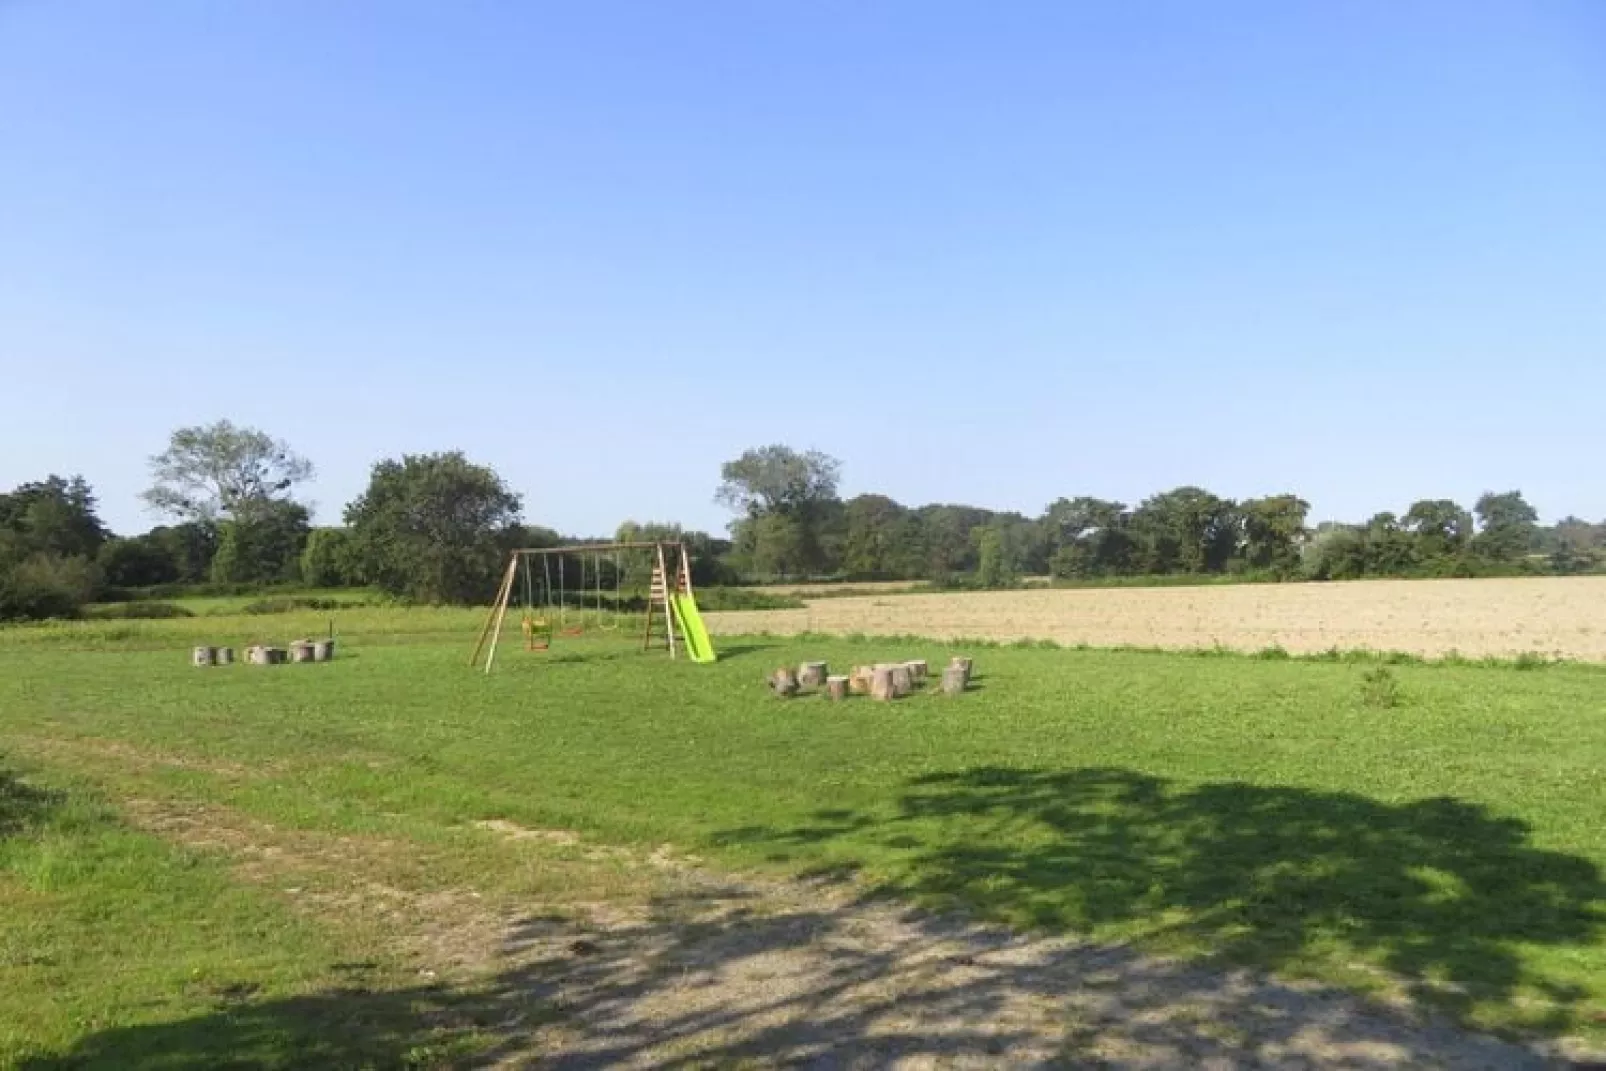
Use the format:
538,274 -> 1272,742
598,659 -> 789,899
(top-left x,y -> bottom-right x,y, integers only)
709,576 -> 1606,660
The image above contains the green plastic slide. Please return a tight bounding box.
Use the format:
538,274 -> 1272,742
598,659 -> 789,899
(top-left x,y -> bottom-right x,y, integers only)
669,592 -> 717,663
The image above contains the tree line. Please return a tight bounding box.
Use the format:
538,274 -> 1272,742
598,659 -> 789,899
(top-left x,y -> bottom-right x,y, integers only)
3,429 -> 1603,621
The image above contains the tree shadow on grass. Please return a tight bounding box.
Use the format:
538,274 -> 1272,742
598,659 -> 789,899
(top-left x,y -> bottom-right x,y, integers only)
720,767 -> 1606,1037
20,767 -> 1606,1068
0,761 -> 61,839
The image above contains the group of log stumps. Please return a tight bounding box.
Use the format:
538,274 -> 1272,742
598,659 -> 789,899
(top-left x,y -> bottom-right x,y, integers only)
192,639 -> 335,667
770,655 -> 974,701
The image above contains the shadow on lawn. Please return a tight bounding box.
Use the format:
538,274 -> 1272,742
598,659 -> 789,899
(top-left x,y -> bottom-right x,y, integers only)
22,767 -> 1606,1068
0,760 -> 60,839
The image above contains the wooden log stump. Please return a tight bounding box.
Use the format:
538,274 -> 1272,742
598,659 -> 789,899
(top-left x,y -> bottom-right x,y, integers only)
890,664 -> 913,698
248,646 -> 284,666
870,665 -> 897,702
949,656 -> 974,682
290,641 -> 317,664
848,666 -> 874,695
904,659 -> 928,684
798,661 -> 828,689
215,647 -> 234,666
192,646 -> 215,668
941,664 -> 968,695
769,667 -> 800,698
824,675 -> 850,701
312,639 -> 335,662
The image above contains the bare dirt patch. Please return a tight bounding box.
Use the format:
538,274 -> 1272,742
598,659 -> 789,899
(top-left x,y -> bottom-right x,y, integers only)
709,577 -> 1606,661
128,803 -> 1574,1067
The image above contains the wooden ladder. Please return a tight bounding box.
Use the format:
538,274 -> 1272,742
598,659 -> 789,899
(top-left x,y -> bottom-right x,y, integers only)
641,543 -> 679,659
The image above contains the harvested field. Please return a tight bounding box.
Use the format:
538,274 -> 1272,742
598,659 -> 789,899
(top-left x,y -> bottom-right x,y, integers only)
708,576 -> 1606,660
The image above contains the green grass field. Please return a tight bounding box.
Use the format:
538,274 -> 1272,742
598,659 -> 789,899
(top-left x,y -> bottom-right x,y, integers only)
3,606 -> 1605,1064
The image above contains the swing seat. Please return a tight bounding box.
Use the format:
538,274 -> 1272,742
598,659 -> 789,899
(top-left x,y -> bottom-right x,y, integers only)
522,614 -> 553,651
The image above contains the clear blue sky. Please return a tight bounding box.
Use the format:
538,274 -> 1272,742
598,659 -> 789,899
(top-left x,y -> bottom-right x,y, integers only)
3,1 -> 1604,537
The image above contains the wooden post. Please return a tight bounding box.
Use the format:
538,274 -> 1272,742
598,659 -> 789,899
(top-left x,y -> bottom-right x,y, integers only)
941,664 -> 968,695
824,675 -> 850,701
870,665 -> 896,701
798,661 -> 828,688
770,667 -> 799,697
471,552 -> 519,668
192,646 -> 215,667
483,555 -> 522,675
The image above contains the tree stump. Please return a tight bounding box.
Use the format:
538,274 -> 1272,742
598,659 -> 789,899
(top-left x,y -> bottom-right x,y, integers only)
215,647 -> 234,666
941,664 -> 968,695
890,664 -> 913,698
798,661 -> 828,689
248,646 -> 284,666
870,665 -> 897,701
824,675 -> 850,701
290,641 -> 316,664
949,656 -> 974,682
312,640 -> 335,662
770,667 -> 800,697
192,646 -> 215,667
904,659 -> 928,684
848,666 -> 874,695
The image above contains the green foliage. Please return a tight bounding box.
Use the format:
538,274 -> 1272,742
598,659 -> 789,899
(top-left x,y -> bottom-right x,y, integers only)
84,600 -> 195,620
143,419 -> 314,523
97,535 -> 181,588
1473,490 -> 1540,562
210,501 -> 311,584
345,451 -> 522,603
300,527 -> 362,587
718,446 -> 842,577
690,587 -> 805,611
238,595 -> 354,615
973,524 -> 1018,589
0,553 -> 100,621
0,475 -> 109,560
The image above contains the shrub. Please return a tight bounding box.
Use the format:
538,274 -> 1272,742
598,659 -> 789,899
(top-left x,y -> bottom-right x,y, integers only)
0,554 -> 100,621
692,588 -> 805,612
85,601 -> 195,620
239,596 -> 349,615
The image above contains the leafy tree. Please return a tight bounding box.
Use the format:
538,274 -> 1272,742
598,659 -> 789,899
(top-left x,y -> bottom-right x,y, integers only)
716,446 -> 841,575
973,524 -> 1018,588
1301,524 -> 1369,580
98,536 -> 181,588
210,501 -> 312,584
1240,495 -> 1309,574
1045,497 -> 1133,578
728,513 -> 809,579
1130,487 -> 1239,574
144,420 -> 313,523
1362,512 -> 1417,575
300,528 -> 362,588
1472,490 -> 1539,562
345,452 -> 522,603
1402,499 -> 1472,562
916,504 -> 995,580
839,495 -> 913,578
145,522 -> 220,583
0,475 -> 109,560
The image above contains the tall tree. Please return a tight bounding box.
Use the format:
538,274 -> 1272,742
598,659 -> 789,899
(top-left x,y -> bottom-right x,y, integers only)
1402,499 -> 1473,562
1472,490 -> 1539,562
1045,497 -> 1132,578
143,420 -> 313,523
0,475 -> 109,560
716,446 -> 842,576
344,452 -> 521,603
1240,495 -> 1310,574
210,501 -> 312,584
1130,487 -> 1239,574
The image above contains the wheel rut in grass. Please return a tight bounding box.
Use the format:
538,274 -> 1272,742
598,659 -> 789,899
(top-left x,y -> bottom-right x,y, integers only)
122,799 -> 1579,1068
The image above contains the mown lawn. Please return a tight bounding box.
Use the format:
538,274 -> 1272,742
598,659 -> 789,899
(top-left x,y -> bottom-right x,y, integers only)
2,611 -> 1605,1062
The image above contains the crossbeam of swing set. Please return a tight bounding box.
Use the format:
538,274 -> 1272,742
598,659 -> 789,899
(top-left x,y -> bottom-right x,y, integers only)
507,541 -> 685,555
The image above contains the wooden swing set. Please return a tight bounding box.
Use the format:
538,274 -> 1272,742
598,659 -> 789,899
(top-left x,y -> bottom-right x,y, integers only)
468,541 -> 713,673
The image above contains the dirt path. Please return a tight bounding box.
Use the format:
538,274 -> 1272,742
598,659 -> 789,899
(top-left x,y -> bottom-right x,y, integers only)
123,797 -> 1580,1068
